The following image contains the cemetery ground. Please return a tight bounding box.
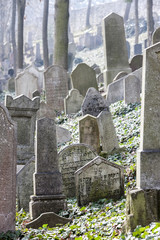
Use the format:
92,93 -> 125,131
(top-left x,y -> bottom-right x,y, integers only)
2,99 -> 160,239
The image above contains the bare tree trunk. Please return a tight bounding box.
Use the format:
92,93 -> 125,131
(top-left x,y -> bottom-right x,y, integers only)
124,2 -> 132,23
43,0 -> 49,69
11,0 -> 17,76
85,0 -> 92,29
17,0 -> 26,69
134,0 -> 139,44
147,0 -> 154,46
53,0 -> 69,70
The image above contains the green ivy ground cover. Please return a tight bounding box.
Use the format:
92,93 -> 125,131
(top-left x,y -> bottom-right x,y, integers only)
2,100 -> 160,239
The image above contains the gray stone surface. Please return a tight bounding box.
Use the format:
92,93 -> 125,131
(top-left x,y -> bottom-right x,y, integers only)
82,87 -> 109,117
8,77 -> 15,92
75,156 -> 124,206
37,101 -> 56,120
44,65 -> 68,113
64,89 -> 84,115
56,126 -> 72,146
71,63 -> 98,97
58,144 -> 97,198
5,94 -> 40,164
79,114 -> 100,153
29,118 -> 66,219
102,12 -> 131,89
129,55 -> 143,72
137,43 -> 160,189
113,71 -> 128,82
0,104 -> 16,232
97,110 -> 119,152
152,27 -> 160,44
124,75 -> 141,104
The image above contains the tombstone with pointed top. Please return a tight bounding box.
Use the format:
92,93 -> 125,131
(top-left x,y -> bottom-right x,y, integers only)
64,89 -> 84,115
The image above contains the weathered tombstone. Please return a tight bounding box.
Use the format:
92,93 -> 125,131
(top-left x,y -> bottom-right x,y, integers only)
56,126 -> 72,146
44,65 -> 68,113
0,104 -> 16,232
64,89 -> 84,115
152,27 -> 160,44
125,42 -> 160,232
17,157 -> 35,212
36,101 -> 56,120
79,114 -> 100,153
82,87 -> 109,117
134,43 -> 142,55
113,71 -> 128,82
97,72 -> 104,84
75,156 -> 124,206
97,110 -> 119,152
129,55 -> 143,72
106,78 -> 124,105
15,71 -> 38,99
32,90 -> 40,98
58,144 -> 97,197
102,13 -> 131,89
71,63 -> 98,97
5,95 -> 40,164
29,118 -> 67,220
124,75 -> 141,104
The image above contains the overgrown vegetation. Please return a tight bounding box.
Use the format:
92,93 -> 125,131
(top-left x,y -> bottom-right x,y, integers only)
2,100 -> 160,239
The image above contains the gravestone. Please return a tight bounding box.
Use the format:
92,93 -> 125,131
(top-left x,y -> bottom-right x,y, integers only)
75,156 -> 124,206
102,13 -> 131,89
97,110 -> 119,152
81,87 -> 109,117
129,55 -> 143,72
37,101 -> 56,120
134,43 -> 142,55
71,63 -> 98,97
113,71 -> 128,81
15,71 -> 38,99
64,89 -> 84,115
97,73 -> 104,84
0,104 -> 16,232
29,118 -> 67,219
5,94 -> 40,164
44,65 -> 68,113
106,78 -> 124,105
79,114 -> 100,153
56,126 -> 72,146
124,75 -> 141,104
152,27 -> 160,44
58,144 -> 97,197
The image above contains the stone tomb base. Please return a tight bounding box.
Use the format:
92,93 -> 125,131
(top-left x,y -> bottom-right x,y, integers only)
125,188 -> 160,233
29,195 -> 67,219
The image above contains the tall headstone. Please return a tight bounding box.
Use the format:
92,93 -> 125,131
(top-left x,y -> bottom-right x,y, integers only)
15,71 -> 38,99
71,63 -> 98,97
0,104 -> 16,232
5,95 -> 40,164
152,27 -> 160,44
102,13 -> 131,89
124,75 -> 141,104
58,144 -> 97,197
79,114 -> 100,153
29,118 -> 67,220
44,65 -> 68,113
64,89 -> 84,115
97,110 -> 119,152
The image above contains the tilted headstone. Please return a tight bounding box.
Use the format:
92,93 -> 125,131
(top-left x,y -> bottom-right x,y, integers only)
44,65 -> 68,113
134,43 -> 142,55
15,71 -> 38,99
82,87 -> 109,117
64,89 -> 84,115
79,114 -> 100,153
71,63 -> 98,97
102,13 -> 131,89
58,144 -> 97,197
5,95 -> 40,164
124,75 -> 141,104
152,27 -> 160,44
129,55 -> 143,72
29,118 -> 67,219
0,104 -> 16,232
97,110 -> 119,152
113,71 -> 128,82
75,156 -> 124,206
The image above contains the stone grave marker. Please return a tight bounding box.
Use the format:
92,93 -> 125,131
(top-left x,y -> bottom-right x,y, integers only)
64,89 -> 84,115
102,13 -> 131,88
0,104 -> 16,232
79,114 -> 100,153
5,94 -> 40,164
134,43 -> 142,55
129,55 -> 143,72
29,118 -> 67,220
97,110 -> 119,152
124,75 -> 141,104
15,71 -> 38,99
113,71 -> 128,81
75,156 -> 124,206
37,101 -> 56,120
44,65 -> 68,113
56,126 -> 71,146
97,73 -> 104,84
82,87 -> 109,117
58,144 -> 97,197
71,63 -> 98,97
152,27 -> 160,44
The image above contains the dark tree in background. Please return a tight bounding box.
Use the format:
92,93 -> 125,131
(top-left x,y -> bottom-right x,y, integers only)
42,0 -> 49,69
